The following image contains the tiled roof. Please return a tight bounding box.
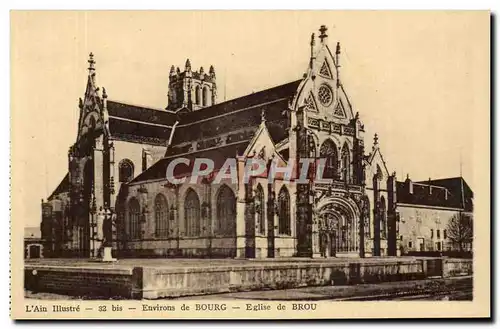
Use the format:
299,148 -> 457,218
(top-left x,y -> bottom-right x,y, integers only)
107,100 -> 178,125
130,140 -> 251,183
48,173 -> 69,201
170,79 -> 302,145
397,177 -> 473,211
107,100 -> 177,145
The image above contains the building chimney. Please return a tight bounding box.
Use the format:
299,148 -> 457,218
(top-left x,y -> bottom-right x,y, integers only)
405,174 -> 413,194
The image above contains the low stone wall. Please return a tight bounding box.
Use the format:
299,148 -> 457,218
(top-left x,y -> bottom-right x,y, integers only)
24,265 -> 139,299
139,259 -> 427,299
443,258 -> 473,277
25,258 -> 473,299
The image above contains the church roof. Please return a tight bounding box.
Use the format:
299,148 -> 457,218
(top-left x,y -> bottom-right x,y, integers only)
104,79 -> 301,147
130,140 -> 251,183
107,100 -> 178,146
396,177 -> 473,211
47,173 -> 70,201
170,79 -> 301,145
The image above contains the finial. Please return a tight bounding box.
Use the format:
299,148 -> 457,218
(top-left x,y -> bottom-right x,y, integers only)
319,25 -> 328,43
209,65 -> 215,75
310,33 -> 315,47
176,67 -> 181,74
185,58 -> 191,71
88,52 -> 96,71
374,133 -> 379,146
355,111 -> 359,120
261,109 -> 266,123
102,87 -> 107,99
336,42 -> 341,55
406,173 -> 409,180
78,97 -> 83,109
169,65 -> 175,76
199,66 -> 204,75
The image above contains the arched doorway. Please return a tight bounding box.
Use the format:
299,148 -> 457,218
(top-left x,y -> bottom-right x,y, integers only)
316,197 -> 359,257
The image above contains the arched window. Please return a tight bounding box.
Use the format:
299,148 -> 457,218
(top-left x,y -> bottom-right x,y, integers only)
255,184 -> 265,235
119,159 -> 134,183
195,85 -> 201,105
127,198 -> 140,240
216,185 -> 236,236
184,189 -> 201,236
154,194 -> 169,237
278,186 -> 291,235
202,86 -> 209,106
380,196 -> 387,239
341,143 -> 350,183
320,139 -> 338,179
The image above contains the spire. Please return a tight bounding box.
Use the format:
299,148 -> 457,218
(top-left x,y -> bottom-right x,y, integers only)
319,25 -> 328,44
199,66 -> 204,75
185,58 -> 191,71
169,65 -> 175,77
335,42 -> 341,88
209,65 -> 215,76
88,52 -> 96,73
372,133 -> 379,151
309,33 -> 316,72
87,52 -> 97,87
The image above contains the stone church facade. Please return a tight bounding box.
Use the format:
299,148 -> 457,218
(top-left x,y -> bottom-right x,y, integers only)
41,25 -> 449,259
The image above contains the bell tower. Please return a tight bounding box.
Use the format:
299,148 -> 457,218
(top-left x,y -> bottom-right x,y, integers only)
166,59 -> 217,111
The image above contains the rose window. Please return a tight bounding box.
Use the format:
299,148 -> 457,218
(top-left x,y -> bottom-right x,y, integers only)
318,84 -> 333,106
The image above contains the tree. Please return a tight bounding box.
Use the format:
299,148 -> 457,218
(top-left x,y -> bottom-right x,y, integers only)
446,212 -> 473,252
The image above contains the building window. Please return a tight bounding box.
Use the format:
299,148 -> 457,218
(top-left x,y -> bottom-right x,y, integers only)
444,229 -> 447,239
119,159 -> 134,183
430,229 -> 434,239
202,86 -> 209,106
255,184 -> 265,235
437,229 -> 441,239
127,198 -> 140,240
154,194 -> 169,237
320,139 -> 338,179
436,242 -> 441,251
408,241 -> 413,248
184,188 -> 201,236
216,185 -> 236,236
195,85 -> 201,105
278,186 -> 291,235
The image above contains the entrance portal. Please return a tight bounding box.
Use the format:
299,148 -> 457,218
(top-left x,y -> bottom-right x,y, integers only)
316,197 -> 360,257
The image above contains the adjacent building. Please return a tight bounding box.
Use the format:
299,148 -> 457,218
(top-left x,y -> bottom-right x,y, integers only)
396,176 -> 473,254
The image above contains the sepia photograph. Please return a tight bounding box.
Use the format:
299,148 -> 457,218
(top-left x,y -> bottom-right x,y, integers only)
10,10 -> 490,319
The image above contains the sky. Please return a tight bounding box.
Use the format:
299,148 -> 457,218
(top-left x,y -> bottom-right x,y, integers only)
11,11 -> 489,228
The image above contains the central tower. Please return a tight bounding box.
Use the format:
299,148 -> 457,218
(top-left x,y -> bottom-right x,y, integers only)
166,59 -> 217,112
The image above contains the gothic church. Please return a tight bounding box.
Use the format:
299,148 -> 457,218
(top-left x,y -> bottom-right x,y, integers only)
42,26 -> 400,259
